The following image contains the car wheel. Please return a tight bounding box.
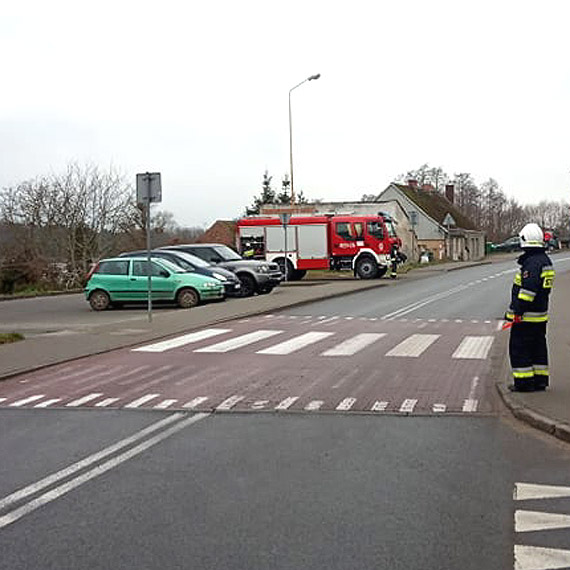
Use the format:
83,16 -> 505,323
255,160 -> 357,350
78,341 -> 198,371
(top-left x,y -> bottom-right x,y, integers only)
176,287 -> 199,308
238,274 -> 256,297
89,290 -> 111,311
355,256 -> 378,279
258,286 -> 273,295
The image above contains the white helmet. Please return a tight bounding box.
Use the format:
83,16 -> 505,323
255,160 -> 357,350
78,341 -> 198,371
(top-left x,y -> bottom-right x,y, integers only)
519,223 -> 544,248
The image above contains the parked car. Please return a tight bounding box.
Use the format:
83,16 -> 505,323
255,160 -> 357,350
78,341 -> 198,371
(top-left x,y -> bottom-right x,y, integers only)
493,236 -> 521,252
84,257 -> 224,311
160,243 -> 282,297
118,249 -> 241,296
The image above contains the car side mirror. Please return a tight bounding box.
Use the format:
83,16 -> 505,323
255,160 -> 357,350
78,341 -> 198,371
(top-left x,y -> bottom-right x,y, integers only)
160,270 -> 170,278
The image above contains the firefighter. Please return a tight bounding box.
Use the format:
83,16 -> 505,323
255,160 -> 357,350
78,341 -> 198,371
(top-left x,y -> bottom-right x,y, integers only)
390,244 -> 407,278
505,223 -> 555,392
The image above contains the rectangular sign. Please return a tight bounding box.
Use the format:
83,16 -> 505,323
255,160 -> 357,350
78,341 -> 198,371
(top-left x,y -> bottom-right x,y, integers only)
136,172 -> 162,204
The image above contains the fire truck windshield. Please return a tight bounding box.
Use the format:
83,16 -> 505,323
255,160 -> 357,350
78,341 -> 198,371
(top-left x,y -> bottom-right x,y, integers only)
385,221 -> 397,237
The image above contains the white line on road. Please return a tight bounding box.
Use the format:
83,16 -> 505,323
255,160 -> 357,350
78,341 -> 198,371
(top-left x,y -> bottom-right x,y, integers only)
336,398 -> 356,411
275,397 -> 299,410
10,395 -> 45,407
385,334 -> 440,357
399,399 -> 418,413
432,403 -> 447,413
515,510 -> 570,532
216,395 -> 244,411
462,399 -> 478,412
154,399 -> 178,409
514,545 -> 570,569
452,336 -> 494,359
256,332 -> 334,355
0,398 -> 6,404
514,482 -> 570,500
322,333 -> 386,356
133,329 -> 231,353
34,399 -> 62,408
305,400 -> 324,411
0,413 -> 209,530
124,394 -> 160,408
66,393 -> 103,407
371,401 -> 389,412
182,397 -> 209,409
95,398 -> 120,408
195,330 -> 283,353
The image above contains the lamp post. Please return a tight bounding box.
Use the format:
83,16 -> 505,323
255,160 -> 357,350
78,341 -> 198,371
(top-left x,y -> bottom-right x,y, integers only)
289,73 -> 320,204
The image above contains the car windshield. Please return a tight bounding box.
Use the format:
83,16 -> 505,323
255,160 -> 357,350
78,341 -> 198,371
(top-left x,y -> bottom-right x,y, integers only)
151,258 -> 186,274
213,245 -> 242,261
172,250 -> 212,268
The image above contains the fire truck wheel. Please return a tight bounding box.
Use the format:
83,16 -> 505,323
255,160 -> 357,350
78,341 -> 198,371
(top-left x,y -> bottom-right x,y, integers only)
376,267 -> 387,278
291,270 -> 307,281
276,258 -> 294,280
237,273 -> 256,297
355,256 -> 378,279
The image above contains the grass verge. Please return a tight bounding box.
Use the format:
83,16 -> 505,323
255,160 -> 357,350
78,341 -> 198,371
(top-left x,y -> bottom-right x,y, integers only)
0,332 -> 25,345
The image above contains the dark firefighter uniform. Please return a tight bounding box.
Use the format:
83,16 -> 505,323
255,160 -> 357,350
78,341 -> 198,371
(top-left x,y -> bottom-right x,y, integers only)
505,249 -> 555,391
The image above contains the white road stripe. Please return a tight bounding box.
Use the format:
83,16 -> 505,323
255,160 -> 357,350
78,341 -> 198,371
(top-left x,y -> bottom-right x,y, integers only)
385,334 -> 440,357
275,397 -> 299,410
216,395 -> 244,411
514,545 -> 570,569
399,399 -> 418,413
515,483 -> 570,501
34,398 -> 62,408
10,395 -> 45,407
305,400 -> 324,411
462,399 -> 478,412
0,413 -> 186,512
0,398 -> 7,404
66,393 -> 103,407
195,330 -> 283,353
432,403 -> 447,413
256,332 -> 334,355
95,398 -> 120,407
154,399 -> 178,409
322,333 -> 385,356
336,398 -> 356,411
182,397 -> 209,409
0,413 -> 209,530
515,510 -> 570,532
452,336 -> 494,359
133,329 -> 231,353
124,394 -> 160,408
371,401 -> 389,412
251,400 -> 269,410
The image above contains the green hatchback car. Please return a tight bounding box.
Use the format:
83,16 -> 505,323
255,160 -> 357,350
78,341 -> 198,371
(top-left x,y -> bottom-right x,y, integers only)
84,257 -> 225,311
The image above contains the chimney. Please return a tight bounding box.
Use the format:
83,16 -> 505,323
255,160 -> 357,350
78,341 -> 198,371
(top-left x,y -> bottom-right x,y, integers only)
408,179 -> 418,188
445,184 -> 455,204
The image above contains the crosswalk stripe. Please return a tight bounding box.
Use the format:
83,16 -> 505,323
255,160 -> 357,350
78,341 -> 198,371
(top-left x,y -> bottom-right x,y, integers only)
515,510 -> 570,532
322,333 -> 386,356
251,400 -> 269,410
336,398 -> 356,411
399,399 -> 418,413
432,403 -> 447,412
462,399 -> 478,412
154,399 -> 178,409
66,393 -> 103,407
10,395 -> 45,407
515,483 -> 570,501
275,397 -> 299,410
95,398 -> 120,408
34,398 -> 62,408
133,329 -> 231,353
371,401 -> 389,412
195,330 -> 283,353
452,336 -> 494,359
305,400 -> 324,411
0,398 -> 6,404
216,395 -> 243,411
182,397 -> 208,409
514,545 -> 570,569
124,394 -> 160,408
256,332 -> 334,355
386,334 -> 440,357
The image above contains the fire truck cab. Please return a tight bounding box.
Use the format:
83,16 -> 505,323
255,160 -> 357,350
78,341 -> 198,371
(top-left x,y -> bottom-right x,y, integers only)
237,214 -> 401,280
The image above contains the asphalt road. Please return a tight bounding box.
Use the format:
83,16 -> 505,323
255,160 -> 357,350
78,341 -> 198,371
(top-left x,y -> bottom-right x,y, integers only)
3,255 -> 570,569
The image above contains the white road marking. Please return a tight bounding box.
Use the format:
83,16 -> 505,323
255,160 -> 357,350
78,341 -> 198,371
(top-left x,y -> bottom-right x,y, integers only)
514,483 -> 570,501
66,393 -> 103,407
385,334 -> 440,357
305,400 -> 324,411
133,329 -> 231,353
432,403 -> 447,413
371,401 -> 389,412
336,398 -> 356,411
10,395 -> 45,407
0,413 -> 209,530
256,332 -> 334,355
275,397 -> 299,410
317,316 -> 339,325
515,510 -> 570,532
124,394 -> 160,408
216,395 -> 244,410
322,333 -> 385,356
454,319 -> 463,323
182,397 -> 209,409
251,400 -> 269,410
0,413 -> 186,513
344,317 -> 354,320
34,399 -> 62,408
452,336 -> 494,359
95,398 -> 120,407
514,545 -> 570,569
462,399 -> 478,412
195,330 -> 283,353
154,399 -> 178,409
0,398 -> 7,404
399,399 -> 418,413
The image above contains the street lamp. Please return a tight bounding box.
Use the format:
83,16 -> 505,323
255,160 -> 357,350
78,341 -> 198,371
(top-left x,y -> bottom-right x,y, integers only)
289,73 -> 320,204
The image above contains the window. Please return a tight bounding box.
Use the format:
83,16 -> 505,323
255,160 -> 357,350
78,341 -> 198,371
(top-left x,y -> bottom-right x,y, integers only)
96,260 -> 130,276
367,221 -> 384,240
336,222 -> 353,239
354,222 -> 364,239
132,261 -> 167,277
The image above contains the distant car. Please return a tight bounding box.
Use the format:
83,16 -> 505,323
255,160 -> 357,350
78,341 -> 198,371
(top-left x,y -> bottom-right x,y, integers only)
118,249 -> 241,296
493,236 -> 521,252
84,257 -> 224,311
160,243 -> 282,297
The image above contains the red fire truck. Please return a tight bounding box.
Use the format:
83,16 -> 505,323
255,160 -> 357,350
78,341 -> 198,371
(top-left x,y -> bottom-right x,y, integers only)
236,213 -> 402,280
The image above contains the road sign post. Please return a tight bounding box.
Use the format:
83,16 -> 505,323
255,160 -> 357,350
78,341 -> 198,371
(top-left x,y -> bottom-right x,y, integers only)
279,213 -> 291,282
136,172 -> 162,323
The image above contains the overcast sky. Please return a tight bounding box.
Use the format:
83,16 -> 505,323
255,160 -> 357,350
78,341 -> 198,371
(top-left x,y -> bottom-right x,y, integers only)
2,0 -> 569,228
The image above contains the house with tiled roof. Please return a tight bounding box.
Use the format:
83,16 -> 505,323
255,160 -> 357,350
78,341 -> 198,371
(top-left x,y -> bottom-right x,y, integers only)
195,220 -> 237,248
376,181 -> 485,261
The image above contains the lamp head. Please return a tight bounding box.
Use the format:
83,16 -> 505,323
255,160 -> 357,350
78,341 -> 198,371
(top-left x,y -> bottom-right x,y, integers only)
308,73 -> 321,81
